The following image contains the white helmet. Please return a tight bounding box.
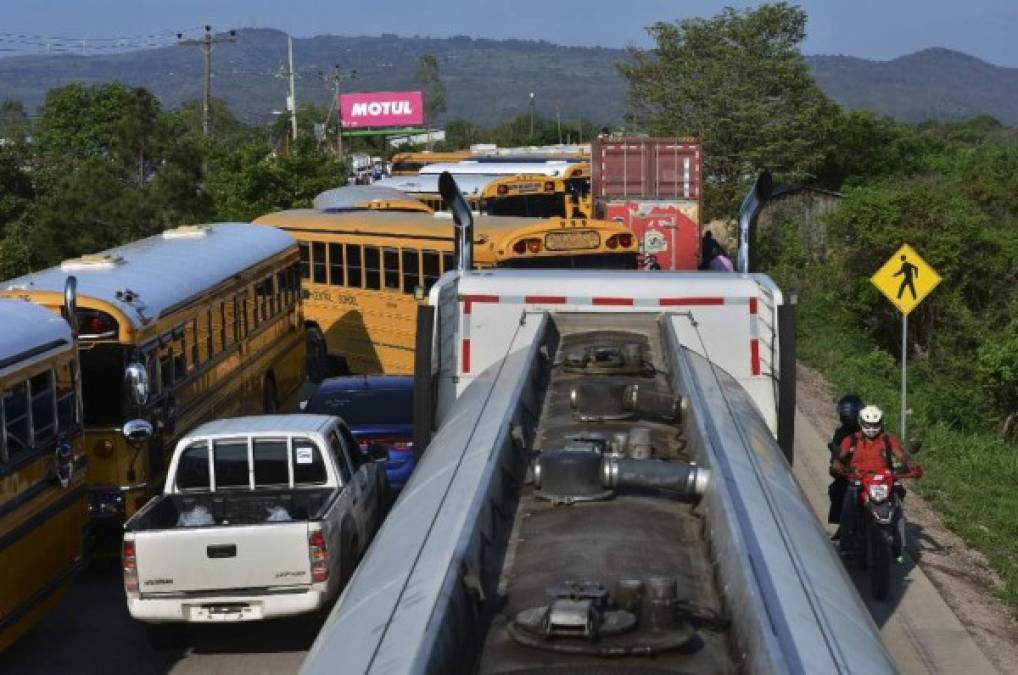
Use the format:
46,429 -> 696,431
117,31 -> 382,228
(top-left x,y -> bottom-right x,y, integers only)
858,405 -> 884,439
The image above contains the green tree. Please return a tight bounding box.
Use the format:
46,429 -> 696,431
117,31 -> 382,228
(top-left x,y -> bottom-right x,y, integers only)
0,99 -> 29,141
415,54 -> 448,127
438,118 -> 482,151
619,2 -> 839,217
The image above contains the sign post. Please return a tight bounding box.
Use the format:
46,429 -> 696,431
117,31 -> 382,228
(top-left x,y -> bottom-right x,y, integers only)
870,244 -> 942,442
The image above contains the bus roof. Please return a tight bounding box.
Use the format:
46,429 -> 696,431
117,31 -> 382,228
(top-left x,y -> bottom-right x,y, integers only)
312,185 -> 432,213
253,209 -> 616,243
374,174 -> 494,196
420,162 -> 573,176
0,299 -> 73,376
2,223 -> 296,329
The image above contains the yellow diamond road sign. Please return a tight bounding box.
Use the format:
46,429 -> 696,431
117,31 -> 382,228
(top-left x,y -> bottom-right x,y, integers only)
871,244 -> 941,315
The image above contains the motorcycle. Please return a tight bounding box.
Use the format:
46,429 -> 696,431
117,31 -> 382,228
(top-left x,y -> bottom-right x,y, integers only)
831,441 -> 922,601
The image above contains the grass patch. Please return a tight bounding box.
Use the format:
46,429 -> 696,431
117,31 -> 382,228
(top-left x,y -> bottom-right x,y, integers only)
791,268 -> 1018,606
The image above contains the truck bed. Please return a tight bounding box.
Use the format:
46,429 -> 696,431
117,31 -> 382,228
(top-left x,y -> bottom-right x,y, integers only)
127,489 -> 335,531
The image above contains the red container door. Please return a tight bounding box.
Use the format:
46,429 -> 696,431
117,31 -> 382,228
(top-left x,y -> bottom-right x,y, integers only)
605,200 -> 700,271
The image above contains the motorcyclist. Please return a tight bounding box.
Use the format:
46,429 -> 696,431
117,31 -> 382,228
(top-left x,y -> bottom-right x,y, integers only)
828,393 -> 864,535
830,405 -> 922,559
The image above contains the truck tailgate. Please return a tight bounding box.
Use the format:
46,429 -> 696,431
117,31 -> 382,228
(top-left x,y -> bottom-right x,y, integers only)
135,522 -> 312,594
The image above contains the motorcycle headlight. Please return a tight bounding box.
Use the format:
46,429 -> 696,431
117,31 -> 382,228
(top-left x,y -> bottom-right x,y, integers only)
867,484 -> 890,502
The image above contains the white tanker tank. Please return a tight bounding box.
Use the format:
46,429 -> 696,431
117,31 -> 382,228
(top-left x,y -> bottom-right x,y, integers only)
300,175 -> 896,675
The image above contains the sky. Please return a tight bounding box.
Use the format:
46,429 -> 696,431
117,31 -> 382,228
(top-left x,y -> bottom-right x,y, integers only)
1,0 -> 1015,67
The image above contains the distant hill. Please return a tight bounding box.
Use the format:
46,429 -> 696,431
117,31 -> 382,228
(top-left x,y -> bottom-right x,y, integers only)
1,29 -> 1016,127
807,48 -> 1018,124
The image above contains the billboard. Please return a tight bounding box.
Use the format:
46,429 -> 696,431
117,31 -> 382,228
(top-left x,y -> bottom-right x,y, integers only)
339,91 -> 424,129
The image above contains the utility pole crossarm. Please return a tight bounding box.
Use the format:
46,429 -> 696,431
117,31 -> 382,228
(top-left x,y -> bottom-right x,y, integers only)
177,25 -> 237,137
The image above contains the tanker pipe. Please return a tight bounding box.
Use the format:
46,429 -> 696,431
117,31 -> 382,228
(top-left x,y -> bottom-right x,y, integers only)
439,171 -> 474,272
603,457 -> 710,501
736,171 -> 773,274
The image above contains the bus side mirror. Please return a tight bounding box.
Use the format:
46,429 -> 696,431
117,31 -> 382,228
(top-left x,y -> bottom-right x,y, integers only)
122,419 -> 154,444
124,362 -> 149,406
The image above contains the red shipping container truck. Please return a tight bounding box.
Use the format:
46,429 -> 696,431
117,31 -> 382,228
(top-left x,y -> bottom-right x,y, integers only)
592,137 -> 702,270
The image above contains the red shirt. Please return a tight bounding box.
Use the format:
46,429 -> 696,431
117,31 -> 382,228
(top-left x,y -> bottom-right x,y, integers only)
838,432 -> 903,474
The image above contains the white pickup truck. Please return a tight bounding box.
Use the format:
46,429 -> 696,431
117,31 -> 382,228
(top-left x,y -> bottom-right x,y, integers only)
122,415 -> 387,645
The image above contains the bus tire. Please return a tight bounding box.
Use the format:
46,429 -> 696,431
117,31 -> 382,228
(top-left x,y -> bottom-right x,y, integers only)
306,326 -> 328,383
263,374 -> 278,414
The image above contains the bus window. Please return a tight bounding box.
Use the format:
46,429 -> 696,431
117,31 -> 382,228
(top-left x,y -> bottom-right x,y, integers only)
197,312 -> 211,363
159,337 -> 174,388
328,243 -> 343,286
402,249 -> 420,295
364,247 -> 381,291
255,278 -> 273,324
185,319 -> 198,370
442,252 -> 454,274
172,327 -> 186,378
4,382 -> 30,456
422,250 -> 441,292
56,361 -> 76,430
223,301 -> 235,348
30,370 -> 55,444
312,242 -> 327,284
383,248 -> 400,291
299,242 -> 310,279
235,294 -> 249,341
347,245 -> 363,288
144,348 -> 161,397
211,305 -> 224,354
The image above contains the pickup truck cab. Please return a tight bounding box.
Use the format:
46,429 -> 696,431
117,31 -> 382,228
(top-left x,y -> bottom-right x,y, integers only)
122,415 -> 387,637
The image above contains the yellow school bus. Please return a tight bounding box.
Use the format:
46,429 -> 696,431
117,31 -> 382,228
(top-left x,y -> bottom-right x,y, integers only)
0,298 -> 87,651
253,209 -> 637,374
483,164 -> 592,219
0,224 -> 306,548
389,150 -> 473,175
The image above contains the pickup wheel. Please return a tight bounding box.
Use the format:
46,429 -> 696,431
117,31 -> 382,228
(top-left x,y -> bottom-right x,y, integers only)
144,623 -> 187,651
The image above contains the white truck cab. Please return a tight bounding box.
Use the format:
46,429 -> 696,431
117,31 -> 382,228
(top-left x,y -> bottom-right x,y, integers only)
122,415 -> 387,644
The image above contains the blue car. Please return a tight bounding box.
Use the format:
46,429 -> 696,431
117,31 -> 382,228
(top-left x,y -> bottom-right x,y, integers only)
302,375 -> 416,490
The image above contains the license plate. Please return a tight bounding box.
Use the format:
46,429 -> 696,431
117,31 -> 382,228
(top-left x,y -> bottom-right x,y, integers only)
544,230 -> 600,251
188,603 -> 262,622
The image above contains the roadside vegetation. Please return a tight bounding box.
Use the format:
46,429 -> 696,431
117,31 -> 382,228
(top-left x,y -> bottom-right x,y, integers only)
619,2 -> 1018,608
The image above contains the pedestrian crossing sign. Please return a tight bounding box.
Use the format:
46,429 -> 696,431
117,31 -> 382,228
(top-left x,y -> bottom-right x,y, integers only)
871,244 -> 941,315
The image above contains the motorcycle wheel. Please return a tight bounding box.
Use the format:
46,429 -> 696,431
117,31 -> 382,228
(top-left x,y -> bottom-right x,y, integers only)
870,525 -> 891,600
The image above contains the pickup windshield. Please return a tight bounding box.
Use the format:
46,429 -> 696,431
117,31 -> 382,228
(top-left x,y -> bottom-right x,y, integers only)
175,437 -> 328,491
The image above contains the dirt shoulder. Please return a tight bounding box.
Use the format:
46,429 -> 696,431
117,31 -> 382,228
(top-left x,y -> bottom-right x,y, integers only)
797,362 -> 1018,672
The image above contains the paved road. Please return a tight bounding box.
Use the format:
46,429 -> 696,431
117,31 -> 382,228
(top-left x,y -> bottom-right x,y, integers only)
793,408 -> 999,674
0,559 -> 319,674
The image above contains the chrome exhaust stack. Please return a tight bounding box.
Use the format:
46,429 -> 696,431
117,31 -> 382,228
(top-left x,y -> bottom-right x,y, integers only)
736,171 -> 773,274
63,275 -> 78,333
439,171 -> 474,272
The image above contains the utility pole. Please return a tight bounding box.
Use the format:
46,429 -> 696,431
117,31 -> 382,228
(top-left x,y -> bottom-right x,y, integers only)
177,26 -> 237,136
287,35 -> 298,141
320,65 -> 356,159
529,91 -> 535,138
556,105 -> 562,144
